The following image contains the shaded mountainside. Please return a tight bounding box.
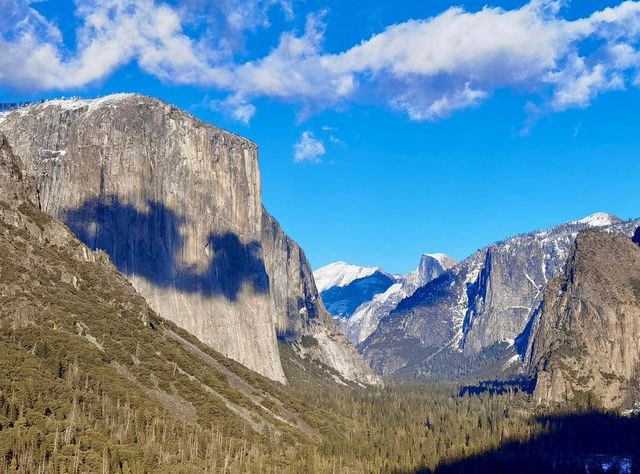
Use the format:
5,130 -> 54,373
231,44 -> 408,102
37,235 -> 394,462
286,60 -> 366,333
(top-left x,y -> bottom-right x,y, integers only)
0,134 -> 340,472
529,230 -> 640,410
0,95 -> 377,386
319,271 -> 395,318
317,254 -> 455,345
261,212 -> 380,386
362,214 -> 639,381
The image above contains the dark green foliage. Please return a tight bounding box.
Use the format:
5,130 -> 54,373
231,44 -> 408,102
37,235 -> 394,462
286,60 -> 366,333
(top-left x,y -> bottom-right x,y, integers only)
1,201 -> 639,473
0,202 -> 330,473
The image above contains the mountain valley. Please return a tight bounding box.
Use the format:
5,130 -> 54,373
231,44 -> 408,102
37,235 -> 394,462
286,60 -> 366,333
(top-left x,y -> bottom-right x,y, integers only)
1,96 -> 639,473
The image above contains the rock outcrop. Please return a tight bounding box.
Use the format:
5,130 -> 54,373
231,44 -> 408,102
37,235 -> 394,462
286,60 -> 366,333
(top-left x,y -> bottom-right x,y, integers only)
528,231 -> 640,410
0,132 -> 37,205
0,95 -> 377,385
261,210 -> 380,385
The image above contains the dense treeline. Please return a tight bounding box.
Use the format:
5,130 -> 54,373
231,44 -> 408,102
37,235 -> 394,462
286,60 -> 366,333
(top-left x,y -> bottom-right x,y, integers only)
301,383 -> 639,473
3,365 -> 639,473
300,382 -> 541,472
0,101 -> 35,112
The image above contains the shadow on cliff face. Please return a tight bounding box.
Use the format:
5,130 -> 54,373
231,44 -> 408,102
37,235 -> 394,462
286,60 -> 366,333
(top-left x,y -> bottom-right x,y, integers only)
401,412 -> 640,474
64,196 -> 269,300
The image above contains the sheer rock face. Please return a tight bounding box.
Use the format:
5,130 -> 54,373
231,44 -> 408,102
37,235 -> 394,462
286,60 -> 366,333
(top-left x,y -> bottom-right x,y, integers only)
261,210 -> 381,385
528,231 -> 640,410
0,132 -> 112,270
0,132 -> 37,206
362,216 -> 639,380
0,95 -> 377,385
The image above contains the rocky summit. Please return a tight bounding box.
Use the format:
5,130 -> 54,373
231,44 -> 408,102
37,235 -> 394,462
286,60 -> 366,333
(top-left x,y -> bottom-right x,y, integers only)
0,95 -> 378,386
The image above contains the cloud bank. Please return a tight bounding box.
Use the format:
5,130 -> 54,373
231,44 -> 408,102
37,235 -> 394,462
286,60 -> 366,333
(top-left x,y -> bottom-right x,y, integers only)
2,0 -> 640,121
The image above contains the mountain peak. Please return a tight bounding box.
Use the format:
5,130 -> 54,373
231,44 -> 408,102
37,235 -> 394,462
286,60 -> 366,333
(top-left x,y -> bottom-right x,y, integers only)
314,261 -> 382,293
573,212 -> 620,228
421,253 -> 457,268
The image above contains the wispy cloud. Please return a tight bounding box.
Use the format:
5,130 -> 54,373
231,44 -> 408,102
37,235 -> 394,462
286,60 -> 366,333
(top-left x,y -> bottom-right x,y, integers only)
2,0 -> 640,123
294,131 -> 325,163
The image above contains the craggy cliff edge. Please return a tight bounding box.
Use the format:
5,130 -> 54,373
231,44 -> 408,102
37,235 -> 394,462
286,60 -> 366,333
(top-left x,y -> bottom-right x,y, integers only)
528,231 -> 640,410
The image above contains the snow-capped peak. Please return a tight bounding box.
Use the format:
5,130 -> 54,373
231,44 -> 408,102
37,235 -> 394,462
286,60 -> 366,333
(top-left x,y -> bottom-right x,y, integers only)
573,212 -> 620,228
314,261 -> 381,293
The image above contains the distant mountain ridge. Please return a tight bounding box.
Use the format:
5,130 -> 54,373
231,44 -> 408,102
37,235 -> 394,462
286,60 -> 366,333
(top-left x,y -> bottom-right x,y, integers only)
314,261 -> 385,293
360,213 -> 639,381
315,253 -> 456,344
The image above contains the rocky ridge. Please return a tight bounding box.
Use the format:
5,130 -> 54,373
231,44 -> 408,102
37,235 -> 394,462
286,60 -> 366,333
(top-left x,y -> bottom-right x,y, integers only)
362,214 -> 639,380
334,253 -> 456,345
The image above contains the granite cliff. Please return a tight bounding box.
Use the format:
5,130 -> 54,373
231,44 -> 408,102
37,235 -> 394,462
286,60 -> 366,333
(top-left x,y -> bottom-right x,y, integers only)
528,230 -> 640,410
0,133 -> 345,472
0,95 -> 377,385
362,214 -> 639,380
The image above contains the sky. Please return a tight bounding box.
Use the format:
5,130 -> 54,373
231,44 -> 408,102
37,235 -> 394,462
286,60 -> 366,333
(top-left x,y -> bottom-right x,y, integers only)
1,0 -> 640,274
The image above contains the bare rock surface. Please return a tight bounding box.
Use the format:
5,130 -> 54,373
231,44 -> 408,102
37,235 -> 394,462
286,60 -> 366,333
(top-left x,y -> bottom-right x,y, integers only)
528,231 -> 640,410
0,132 -> 38,206
0,95 -> 377,385
362,214 -> 639,380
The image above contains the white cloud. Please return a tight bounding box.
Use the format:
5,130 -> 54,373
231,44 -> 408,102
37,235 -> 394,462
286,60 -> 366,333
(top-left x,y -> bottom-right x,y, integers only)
0,0 -> 228,90
211,94 -> 256,123
1,0 -> 640,123
548,56 -> 624,110
294,131 -> 325,163
177,0 -> 293,58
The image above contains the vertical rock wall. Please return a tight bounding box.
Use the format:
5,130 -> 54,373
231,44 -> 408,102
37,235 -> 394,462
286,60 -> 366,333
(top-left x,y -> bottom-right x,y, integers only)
0,95 -> 378,385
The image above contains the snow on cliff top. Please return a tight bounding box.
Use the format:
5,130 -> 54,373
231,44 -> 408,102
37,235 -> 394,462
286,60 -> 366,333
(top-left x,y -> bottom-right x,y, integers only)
0,94 -> 257,147
314,261 -> 381,292
41,93 -> 136,111
0,94 -> 138,120
573,212 -> 620,228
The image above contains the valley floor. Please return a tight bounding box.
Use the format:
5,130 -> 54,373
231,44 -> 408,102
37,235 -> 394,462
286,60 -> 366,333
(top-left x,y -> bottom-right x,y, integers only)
2,338 -> 639,473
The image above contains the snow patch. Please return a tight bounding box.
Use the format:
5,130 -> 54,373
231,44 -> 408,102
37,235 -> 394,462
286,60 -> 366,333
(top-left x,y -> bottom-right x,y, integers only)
38,93 -> 136,113
314,261 -> 381,292
573,212 -> 618,228
503,354 -> 521,370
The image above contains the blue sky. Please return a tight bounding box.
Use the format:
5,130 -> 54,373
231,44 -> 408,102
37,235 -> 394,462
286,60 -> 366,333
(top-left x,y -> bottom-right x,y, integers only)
1,0 -> 640,273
